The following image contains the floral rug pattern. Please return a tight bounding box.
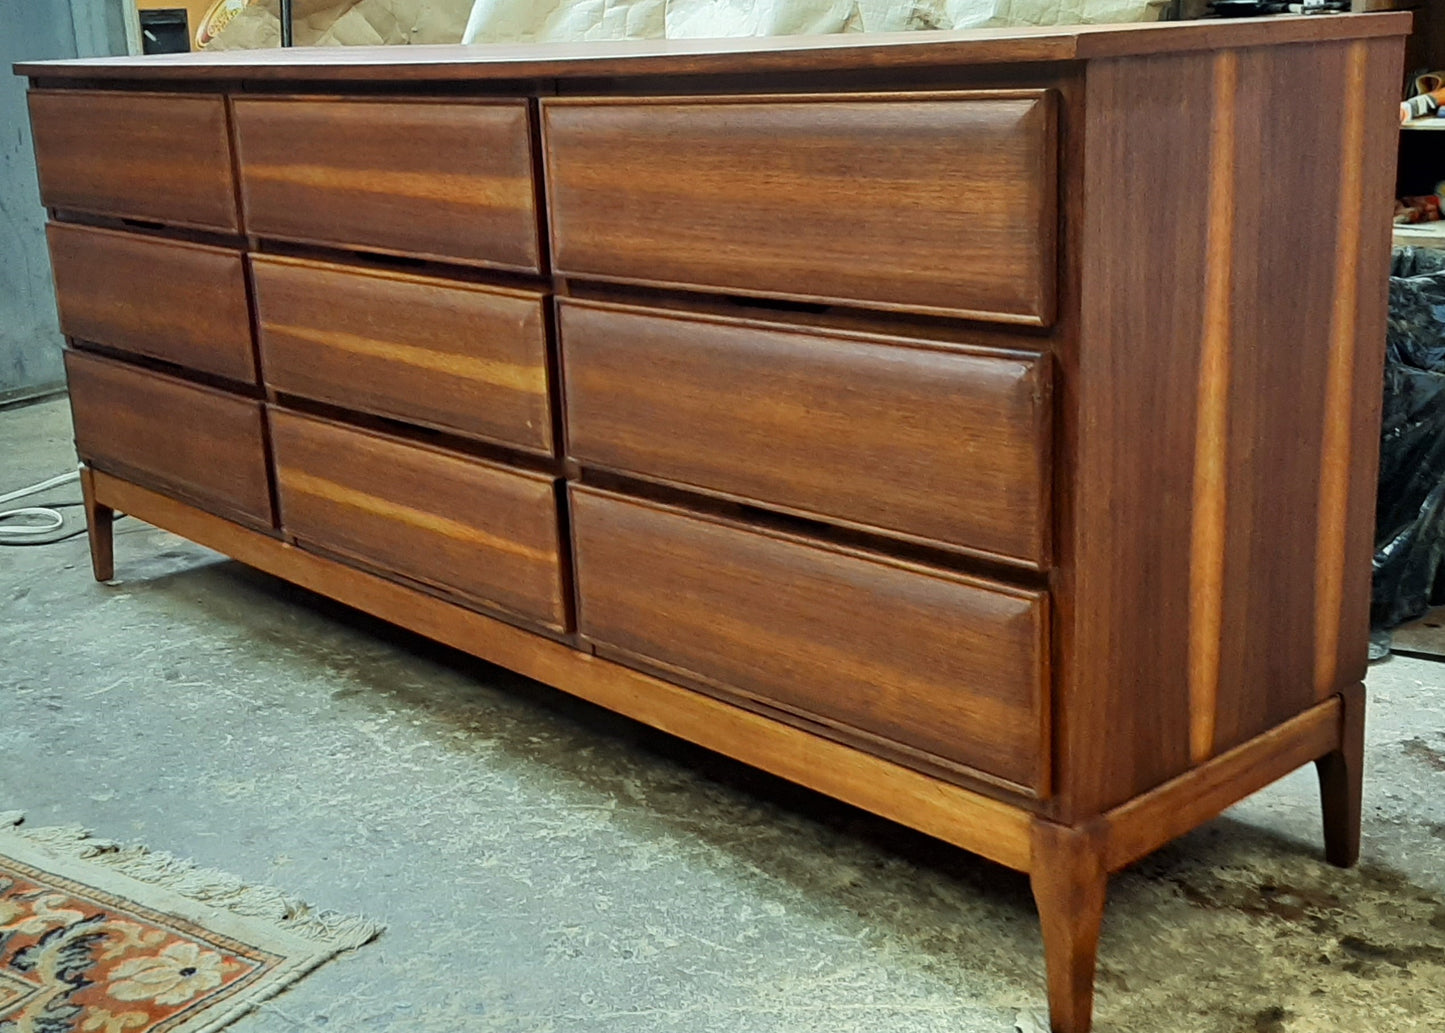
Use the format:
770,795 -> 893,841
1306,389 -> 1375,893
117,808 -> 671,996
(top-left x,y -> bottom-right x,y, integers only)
0,857 -> 280,1033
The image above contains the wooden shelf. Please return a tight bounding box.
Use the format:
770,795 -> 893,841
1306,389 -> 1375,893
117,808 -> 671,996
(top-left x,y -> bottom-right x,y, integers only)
1393,220 -> 1445,246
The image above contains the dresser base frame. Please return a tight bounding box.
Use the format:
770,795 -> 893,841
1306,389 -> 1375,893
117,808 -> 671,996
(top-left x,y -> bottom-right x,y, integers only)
81,465 -> 1364,1033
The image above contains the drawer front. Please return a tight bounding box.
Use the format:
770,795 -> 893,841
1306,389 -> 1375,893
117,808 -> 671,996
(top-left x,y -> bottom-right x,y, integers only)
64,350 -> 271,527
253,257 -> 552,454
270,410 -> 567,630
561,300 -> 1051,565
48,224 -> 255,383
571,487 -> 1050,794
29,91 -> 238,233
234,98 -> 540,272
543,92 -> 1057,324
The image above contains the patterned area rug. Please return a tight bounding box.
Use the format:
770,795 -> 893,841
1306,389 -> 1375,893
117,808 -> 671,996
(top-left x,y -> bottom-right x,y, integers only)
0,813 -> 381,1033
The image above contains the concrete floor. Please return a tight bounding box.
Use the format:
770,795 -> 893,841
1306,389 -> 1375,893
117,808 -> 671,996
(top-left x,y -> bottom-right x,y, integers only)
2,396 -> 1443,1033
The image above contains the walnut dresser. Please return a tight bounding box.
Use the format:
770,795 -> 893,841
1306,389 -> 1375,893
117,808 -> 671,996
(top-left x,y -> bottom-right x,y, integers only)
17,16 -> 1409,1031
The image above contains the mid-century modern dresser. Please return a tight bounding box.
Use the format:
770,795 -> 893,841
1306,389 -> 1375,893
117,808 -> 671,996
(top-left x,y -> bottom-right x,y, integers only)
18,14 -> 1408,1031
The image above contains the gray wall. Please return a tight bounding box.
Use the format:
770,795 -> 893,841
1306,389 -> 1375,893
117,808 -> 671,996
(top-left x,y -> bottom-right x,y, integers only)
0,0 -> 128,404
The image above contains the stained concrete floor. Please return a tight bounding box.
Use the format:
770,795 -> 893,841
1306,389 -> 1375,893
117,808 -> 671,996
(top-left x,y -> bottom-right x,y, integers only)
2,395 -> 1443,1033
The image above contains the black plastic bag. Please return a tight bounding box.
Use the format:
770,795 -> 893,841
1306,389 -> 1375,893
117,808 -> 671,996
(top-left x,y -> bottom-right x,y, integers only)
1373,246 -> 1445,628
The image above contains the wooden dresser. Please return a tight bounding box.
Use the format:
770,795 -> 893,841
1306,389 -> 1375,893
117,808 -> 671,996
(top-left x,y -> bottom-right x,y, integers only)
17,16 -> 1408,1031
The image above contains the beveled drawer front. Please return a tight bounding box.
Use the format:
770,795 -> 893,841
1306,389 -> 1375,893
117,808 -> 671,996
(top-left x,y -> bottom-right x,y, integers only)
270,410 -> 567,630
561,300 -> 1051,566
253,257 -> 552,454
28,91 -> 238,233
233,98 -> 540,272
543,92 -> 1057,324
48,224 -> 255,383
571,487 -> 1050,794
64,350 -> 271,527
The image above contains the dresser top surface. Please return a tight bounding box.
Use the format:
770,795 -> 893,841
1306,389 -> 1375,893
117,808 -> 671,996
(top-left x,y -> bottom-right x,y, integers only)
15,12 -> 1409,83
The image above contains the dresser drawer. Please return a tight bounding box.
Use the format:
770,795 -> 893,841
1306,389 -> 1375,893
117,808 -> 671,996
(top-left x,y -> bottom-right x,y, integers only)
253,256 -> 552,454
571,487 -> 1049,794
561,300 -> 1050,566
271,410 -> 568,630
64,351 -> 271,527
48,224 -> 255,384
233,98 -> 540,272
28,91 -> 238,233
543,92 -> 1057,324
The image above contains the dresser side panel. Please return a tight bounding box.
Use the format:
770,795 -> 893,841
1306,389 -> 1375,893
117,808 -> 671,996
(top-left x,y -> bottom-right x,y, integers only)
1069,37 -> 1403,817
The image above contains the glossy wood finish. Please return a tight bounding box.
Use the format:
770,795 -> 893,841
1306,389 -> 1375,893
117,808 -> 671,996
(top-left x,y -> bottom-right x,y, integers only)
560,299 -> 1051,564
270,409 -> 567,630
28,90 -> 237,232
63,350 -> 271,527
1062,36 -> 1403,820
570,487 -> 1050,794
543,92 -> 1057,324
79,465 -> 113,583
15,16 -> 1412,82
253,256 -> 552,453
1097,695 -> 1342,873
233,98 -> 540,272
1317,682 -> 1365,868
1030,822 -> 1107,1033
26,20 -> 1409,1033
82,466 -> 1370,1033
47,223 -> 255,383
85,469 -> 1039,872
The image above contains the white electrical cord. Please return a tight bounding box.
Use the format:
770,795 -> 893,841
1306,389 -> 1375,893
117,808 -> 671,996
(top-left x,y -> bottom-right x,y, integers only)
0,469 -> 81,541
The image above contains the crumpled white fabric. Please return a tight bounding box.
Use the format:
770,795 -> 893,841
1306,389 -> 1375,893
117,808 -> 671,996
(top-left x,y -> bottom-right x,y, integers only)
208,0 -> 1160,50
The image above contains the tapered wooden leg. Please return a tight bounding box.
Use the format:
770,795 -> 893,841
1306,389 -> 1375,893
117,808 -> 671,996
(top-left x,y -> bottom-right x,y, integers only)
1315,681 -> 1365,868
79,465 -> 114,582
1030,821 -> 1109,1033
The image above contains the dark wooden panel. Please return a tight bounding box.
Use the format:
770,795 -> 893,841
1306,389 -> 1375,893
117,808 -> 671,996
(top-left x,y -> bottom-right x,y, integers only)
270,409 -> 567,630
1326,37 -> 1403,704
560,299 -> 1051,565
543,92 -> 1057,324
63,350 -> 270,527
15,15 -> 1411,82
570,486 -> 1050,795
48,223 -> 255,383
28,90 -> 238,232
233,98 -> 540,272
1067,50 -> 1224,817
253,256 -> 552,453
1067,38 -> 1403,816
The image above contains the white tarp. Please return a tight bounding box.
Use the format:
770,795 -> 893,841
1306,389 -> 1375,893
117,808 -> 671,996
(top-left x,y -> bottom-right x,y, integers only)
206,0 -> 1162,50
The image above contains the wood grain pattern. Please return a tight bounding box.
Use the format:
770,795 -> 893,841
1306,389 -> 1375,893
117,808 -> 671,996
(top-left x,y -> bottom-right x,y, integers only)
1067,37 -> 1401,816
87,469 -> 1037,873
47,223 -> 255,383
1313,41 -> 1368,701
1030,821 -> 1108,1033
559,299 -> 1051,565
1187,50 -> 1236,765
253,256 -> 552,453
1318,38 -> 1402,700
543,92 -> 1058,324
63,350 -> 271,527
233,98 -> 540,272
1098,695 -> 1342,872
1316,682 -> 1364,868
571,486 -> 1050,795
79,464 -> 114,583
28,90 -> 237,232
25,24 -> 1410,1033
15,14 -> 1411,82
270,408 -> 567,630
